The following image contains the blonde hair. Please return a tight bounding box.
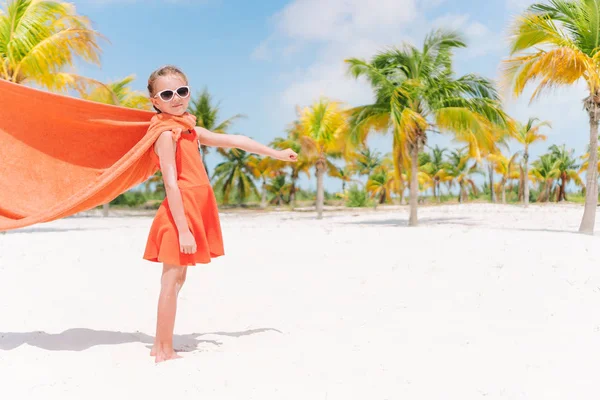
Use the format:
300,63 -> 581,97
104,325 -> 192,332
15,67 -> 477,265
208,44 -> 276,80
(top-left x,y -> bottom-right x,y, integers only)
147,65 -> 189,113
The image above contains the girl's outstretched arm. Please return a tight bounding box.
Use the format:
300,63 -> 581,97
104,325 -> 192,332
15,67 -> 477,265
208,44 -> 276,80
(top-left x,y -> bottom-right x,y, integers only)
195,127 -> 297,162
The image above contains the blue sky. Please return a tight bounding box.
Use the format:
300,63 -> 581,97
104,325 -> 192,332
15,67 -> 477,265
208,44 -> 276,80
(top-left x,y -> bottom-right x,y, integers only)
72,0 -> 591,192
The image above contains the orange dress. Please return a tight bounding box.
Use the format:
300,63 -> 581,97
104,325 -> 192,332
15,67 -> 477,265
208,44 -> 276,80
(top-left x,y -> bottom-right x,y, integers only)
143,128 -> 224,266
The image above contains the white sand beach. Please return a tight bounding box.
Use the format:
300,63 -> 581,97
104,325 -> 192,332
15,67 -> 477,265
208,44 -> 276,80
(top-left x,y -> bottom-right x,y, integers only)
1,203 -> 599,399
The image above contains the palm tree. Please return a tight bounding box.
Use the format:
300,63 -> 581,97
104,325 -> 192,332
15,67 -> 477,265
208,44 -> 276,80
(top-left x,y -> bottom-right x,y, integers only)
353,147 -> 383,177
82,75 -> 151,216
212,149 -> 259,206
265,173 -> 291,206
448,148 -> 481,202
83,75 -> 151,110
513,117 -> 550,206
420,145 -> 452,202
189,88 -> 245,178
488,152 -> 521,203
504,0 -> 600,232
346,29 -> 511,226
0,0 -> 103,93
531,153 -> 559,202
548,144 -> 583,202
580,135 -> 600,175
296,99 -> 348,219
247,156 -> 283,209
366,169 -> 398,206
271,123 -> 312,208
331,165 -> 357,193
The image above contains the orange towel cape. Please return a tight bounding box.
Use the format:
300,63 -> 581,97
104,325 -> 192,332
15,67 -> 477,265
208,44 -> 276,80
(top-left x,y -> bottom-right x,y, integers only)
0,78 -> 196,232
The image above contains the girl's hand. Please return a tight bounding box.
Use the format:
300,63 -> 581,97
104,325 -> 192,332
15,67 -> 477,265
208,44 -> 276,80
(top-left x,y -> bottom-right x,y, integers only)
276,148 -> 298,162
179,229 -> 197,254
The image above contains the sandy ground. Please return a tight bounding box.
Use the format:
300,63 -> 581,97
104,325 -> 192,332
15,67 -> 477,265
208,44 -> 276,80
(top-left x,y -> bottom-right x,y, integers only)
1,203 -> 600,399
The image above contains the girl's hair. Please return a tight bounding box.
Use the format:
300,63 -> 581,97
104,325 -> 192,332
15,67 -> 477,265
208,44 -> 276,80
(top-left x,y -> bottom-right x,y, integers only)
147,65 -> 189,113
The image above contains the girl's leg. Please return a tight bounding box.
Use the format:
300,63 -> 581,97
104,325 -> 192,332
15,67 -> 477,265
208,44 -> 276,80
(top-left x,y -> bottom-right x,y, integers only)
152,262 -> 188,363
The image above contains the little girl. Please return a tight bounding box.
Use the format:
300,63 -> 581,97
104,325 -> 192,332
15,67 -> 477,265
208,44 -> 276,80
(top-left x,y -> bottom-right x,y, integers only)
141,65 -> 297,363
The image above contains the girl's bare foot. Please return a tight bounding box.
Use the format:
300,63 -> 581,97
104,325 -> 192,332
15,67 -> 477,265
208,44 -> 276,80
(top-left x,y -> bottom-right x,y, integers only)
154,349 -> 182,363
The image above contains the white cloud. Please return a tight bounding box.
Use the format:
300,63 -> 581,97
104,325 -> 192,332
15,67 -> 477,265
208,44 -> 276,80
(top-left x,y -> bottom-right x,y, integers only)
273,0 -> 418,42
255,0 -> 506,115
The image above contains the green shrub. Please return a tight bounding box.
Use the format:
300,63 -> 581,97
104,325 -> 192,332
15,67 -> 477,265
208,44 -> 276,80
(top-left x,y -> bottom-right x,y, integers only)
345,185 -> 370,207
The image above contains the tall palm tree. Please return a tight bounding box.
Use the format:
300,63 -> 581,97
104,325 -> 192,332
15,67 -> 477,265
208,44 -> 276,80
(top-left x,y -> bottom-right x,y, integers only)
513,117 -> 550,206
189,88 -> 246,178
212,149 -> 259,206
82,75 -> 151,216
0,0 -> 103,93
448,148 -> 481,202
548,144 -> 583,202
504,0 -> 600,231
346,29 -> 511,226
296,98 -> 348,219
488,152 -> 521,203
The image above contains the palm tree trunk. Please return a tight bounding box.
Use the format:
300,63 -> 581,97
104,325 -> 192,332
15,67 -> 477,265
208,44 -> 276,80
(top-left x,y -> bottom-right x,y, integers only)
290,180 -> 297,208
580,115 -> 599,233
501,182 -> 506,204
409,143 -> 419,226
102,203 -> 109,217
488,163 -> 496,203
316,161 -> 325,220
558,173 -> 567,202
261,181 -> 268,209
523,150 -> 530,206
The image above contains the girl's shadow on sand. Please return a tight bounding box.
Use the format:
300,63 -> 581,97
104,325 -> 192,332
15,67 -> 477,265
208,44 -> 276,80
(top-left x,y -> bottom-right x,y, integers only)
0,328 -> 281,352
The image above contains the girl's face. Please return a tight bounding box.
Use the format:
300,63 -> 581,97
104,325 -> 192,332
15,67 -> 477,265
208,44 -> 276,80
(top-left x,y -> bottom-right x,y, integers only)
150,74 -> 190,116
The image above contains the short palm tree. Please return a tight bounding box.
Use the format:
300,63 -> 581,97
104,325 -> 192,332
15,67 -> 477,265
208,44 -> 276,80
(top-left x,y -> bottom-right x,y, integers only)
352,147 -> 383,177
212,149 -> 259,205
83,75 -> 150,110
189,88 -> 245,178
265,174 -> 292,206
531,153 -> 559,202
548,144 -> 583,202
247,156 -> 284,209
513,117 -> 550,205
504,0 -> 600,231
296,98 -> 348,219
0,0 -> 103,93
580,135 -> 600,175
346,29 -> 511,226
366,169 -> 398,206
271,123 -> 312,208
448,148 -> 481,202
420,145 -> 452,202
488,152 -> 521,203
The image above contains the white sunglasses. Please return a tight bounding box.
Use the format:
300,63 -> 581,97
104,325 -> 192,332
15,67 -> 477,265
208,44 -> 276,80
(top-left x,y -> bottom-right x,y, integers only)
153,86 -> 190,102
